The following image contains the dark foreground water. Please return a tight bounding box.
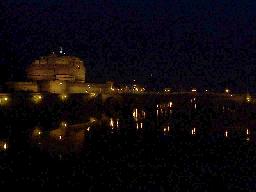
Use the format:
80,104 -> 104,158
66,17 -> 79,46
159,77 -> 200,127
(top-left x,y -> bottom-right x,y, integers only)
0,94 -> 256,191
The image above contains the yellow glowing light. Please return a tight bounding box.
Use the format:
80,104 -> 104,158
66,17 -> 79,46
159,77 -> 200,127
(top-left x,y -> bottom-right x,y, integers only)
59,82 -> 63,85
142,111 -> 146,117
90,117 -> 96,123
192,89 -> 197,92
133,108 -> 138,121
225,89 -> 230,93
59,136 -> 62,140
90,93 -> 96,97
32,94 -> 43,103
33,127 -> 42,137
117,119 -> 119,128
0,96 -> 9,105
3,143 -> 7,150
191,128 -> 196,135
87,127 -> 90,131
246,96 -> 251,102
60,122 -> 67,128
110,118 -> 114,127
246,129 -> 249,135
60,94 -> 68,100
164,88 -> 171,92
225,130 -> 228,137
140,122 -> 143,128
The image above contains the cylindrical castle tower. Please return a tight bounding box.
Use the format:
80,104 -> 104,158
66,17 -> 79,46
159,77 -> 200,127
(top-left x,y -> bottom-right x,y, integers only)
26,53 -> 86,82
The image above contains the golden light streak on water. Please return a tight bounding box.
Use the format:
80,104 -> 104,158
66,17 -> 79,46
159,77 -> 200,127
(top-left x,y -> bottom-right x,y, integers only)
225,130 -> 228,138
110,118 -> 114,127
116,119 -> 119,128
3,143 -> 7,150
191,128 -> 196,135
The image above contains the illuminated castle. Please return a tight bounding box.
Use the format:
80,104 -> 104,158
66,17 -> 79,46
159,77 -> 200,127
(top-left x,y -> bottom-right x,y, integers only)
7,52 -> 113,94
27,53 -> 86,82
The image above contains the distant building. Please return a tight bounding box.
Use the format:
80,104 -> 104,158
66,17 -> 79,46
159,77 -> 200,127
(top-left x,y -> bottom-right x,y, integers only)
26,53 -> 86,82
6,53 -> 113,94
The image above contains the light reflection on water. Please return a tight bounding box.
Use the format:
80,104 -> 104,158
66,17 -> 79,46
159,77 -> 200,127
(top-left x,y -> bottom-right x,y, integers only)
0,97 -> 255,156
132,108 -> 146,121
29,118 -> 99,154
156,101 -> 173,118
5,122 -> 256,156
162,124 -> 171,136
32,127 -> 87,154
191,127 -> 196,135
136,122 -> 143,130
0,140 -> 8,151
1,96 -> 256,190
109,118 -> 119,128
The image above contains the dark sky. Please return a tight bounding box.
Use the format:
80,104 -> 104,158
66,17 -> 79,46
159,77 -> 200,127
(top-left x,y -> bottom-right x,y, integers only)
1,0 -> 256,92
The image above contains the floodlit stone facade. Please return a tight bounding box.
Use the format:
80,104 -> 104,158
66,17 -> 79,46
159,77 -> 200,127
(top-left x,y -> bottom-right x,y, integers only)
7,53 -> 113,94
27,53 -> 85,82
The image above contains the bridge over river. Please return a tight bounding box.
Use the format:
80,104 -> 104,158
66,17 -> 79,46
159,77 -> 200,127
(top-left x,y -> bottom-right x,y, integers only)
100,91 -> 251,105
0,91 -> 252,107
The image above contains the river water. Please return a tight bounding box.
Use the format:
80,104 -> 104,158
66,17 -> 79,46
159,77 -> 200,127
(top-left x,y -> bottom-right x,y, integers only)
0,94 -> 255,190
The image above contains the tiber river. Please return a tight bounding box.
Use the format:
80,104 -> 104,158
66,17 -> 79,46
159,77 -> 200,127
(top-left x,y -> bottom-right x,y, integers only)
0,93 -> 255,191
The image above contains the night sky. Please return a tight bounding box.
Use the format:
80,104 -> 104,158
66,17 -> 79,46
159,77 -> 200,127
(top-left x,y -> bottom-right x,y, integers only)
1,0 -> 256,92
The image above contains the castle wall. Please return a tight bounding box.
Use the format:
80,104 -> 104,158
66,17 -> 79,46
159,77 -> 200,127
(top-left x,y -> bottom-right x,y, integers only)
6,82 -> 38,92
6,81 -> 115,94
6,54 -> 115,94
68,83 -> 110,93
27,54 -> 86,82
39,81 -> 67,93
